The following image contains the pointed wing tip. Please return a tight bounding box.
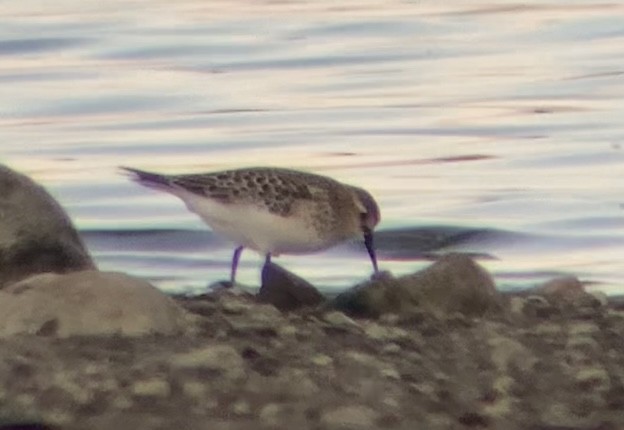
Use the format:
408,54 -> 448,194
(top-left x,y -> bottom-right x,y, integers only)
118,166 -> 170,187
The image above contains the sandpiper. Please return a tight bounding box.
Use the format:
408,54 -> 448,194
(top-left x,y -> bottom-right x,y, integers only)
121,166 -> 380,284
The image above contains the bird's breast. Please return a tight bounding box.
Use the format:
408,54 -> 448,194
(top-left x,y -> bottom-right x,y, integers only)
178,191 -> 338,254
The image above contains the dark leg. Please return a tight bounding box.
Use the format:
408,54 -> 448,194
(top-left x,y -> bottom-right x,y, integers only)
260,254 -> 272,284
364,230 -> 379,274
230,246 -> 244,285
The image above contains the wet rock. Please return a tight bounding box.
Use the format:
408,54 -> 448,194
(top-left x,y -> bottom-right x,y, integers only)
532,276 -> 601,309
331,271 -> 399,318
0,165 -> 95,288
333,254 -> 501,318
0,271 -> 189,337
259,262 -> 325,311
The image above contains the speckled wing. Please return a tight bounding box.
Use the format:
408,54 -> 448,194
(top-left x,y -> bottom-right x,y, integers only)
169,169 -> 318,216
168,174 -> 231,202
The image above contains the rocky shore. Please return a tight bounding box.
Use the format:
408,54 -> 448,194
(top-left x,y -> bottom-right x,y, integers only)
1,164 -> 623,430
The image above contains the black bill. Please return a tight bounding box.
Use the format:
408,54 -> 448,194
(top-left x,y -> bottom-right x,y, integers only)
363,229 -> 379,273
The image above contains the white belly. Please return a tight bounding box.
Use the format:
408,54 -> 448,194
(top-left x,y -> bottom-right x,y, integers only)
177,191 -> 331,255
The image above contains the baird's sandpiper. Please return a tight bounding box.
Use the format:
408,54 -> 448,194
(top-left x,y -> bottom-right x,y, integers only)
121,166 -> 380,284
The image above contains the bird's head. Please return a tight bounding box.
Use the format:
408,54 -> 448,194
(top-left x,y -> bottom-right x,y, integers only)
351,186 -> 380,232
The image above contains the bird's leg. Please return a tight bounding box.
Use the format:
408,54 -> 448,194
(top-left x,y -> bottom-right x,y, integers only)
230,246 -> 244,286
363,230 -> 379,273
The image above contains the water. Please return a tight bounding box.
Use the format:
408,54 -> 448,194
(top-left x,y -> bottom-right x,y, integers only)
2,0 -> 623,294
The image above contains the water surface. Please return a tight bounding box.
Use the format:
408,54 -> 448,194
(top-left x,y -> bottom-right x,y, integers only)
2,0 -> 623,294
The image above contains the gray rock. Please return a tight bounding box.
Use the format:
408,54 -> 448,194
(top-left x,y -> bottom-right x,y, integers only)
537,275 -> 583,292
259,262 -> 325,311
333,254 -> 501,318
533,276 -> 587,303
0,271 -> 189,337
0,165 -> 94,287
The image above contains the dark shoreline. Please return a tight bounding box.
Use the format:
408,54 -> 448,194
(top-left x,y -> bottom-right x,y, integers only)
1,282 -> 622,430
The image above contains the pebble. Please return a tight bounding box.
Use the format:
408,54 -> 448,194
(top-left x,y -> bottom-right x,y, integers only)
227,304 -> 284,333
112,395 -> 133,410
489,336 -> 536,373
132,378 -> 171,398
363,322 -> 409,341
171,345 -> 245,380
182,381 -> 209,400
568,322 -> 599,336
277,324 -> 298,337
311,354 -> 334,367
343,351 -> 378,367
320,405 -> 379,430
231,399 -> 251,416
541,403 -> 585,428
259,403 -> 284,426
575,367 -> 610,392
533,323 -> 561,336
259,262 -> 325,311
381,366 -> 401,380
219,294 -> 253,314
509,297 -> 526,316
588,291 -> 608,307
14,393 -> 35,408
323,311 -> 359,329
381,343 -> 402,354
42,408 -> 75,426
269,368 -> 321,399
52,374 -> 92,405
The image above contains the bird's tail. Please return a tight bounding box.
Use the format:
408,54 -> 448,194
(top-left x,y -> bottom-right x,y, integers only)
119,166 -> 172,188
